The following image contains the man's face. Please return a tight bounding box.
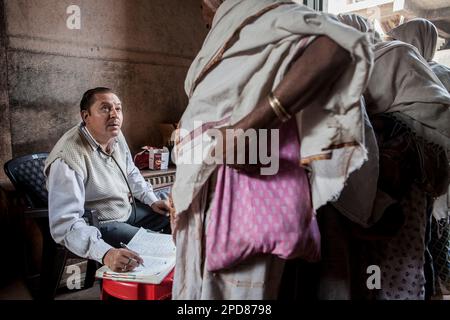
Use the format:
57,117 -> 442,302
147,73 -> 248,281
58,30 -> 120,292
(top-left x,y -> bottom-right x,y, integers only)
82,92 -> 123,144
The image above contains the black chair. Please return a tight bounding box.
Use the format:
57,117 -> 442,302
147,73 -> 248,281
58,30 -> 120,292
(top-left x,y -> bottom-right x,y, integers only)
4,153 -> 99,300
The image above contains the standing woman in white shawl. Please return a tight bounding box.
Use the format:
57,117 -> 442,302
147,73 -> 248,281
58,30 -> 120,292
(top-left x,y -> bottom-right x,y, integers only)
305,13 -> 402,300
388,18 -> 450,298
388,18 -> 450,91
171,0 -> 373,300
357,19 -> 450,300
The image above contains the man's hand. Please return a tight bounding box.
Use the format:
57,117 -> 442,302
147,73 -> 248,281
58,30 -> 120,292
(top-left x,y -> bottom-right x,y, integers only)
151,200 -> 170,215
103,248 -> 143,273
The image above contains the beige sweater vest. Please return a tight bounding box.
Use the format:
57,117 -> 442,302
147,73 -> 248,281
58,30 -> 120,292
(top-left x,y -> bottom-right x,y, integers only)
45,125 -> 132,223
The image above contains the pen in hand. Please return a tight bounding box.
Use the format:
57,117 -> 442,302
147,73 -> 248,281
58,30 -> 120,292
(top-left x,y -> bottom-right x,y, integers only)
120,242 -> 145,267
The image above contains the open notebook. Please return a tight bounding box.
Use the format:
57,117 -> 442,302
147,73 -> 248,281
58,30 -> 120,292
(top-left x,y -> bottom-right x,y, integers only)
96,228 -> 176,284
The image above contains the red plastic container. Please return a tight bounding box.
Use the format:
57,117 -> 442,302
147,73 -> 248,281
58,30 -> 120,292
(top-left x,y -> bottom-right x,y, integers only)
100,269 -> 174,300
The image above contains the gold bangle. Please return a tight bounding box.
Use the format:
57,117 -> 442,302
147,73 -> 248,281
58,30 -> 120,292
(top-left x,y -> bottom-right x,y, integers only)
268,93 -> 291,122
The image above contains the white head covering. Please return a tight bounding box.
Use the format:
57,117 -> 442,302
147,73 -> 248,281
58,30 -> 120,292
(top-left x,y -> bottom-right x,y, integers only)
337,13 -> 371,33
388,18 -> 438,61
366,40 -> 450,155
337,13 -> 381,43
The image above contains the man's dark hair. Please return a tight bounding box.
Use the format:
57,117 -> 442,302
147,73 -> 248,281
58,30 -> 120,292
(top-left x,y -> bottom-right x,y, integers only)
80,87 -> 114,112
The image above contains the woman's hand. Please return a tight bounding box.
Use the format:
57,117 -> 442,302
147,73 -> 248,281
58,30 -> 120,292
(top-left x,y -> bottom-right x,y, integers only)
209,126 -> 271,174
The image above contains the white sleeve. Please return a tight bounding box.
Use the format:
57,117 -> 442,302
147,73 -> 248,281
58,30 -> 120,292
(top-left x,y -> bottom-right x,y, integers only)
48,159 -> 113,263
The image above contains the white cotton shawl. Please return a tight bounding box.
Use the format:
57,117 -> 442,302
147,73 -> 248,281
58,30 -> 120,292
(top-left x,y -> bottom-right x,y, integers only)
366,41 -> 450,151
388,18 -> 438,62
372,27 -> 450,222
337,13 -> 371,33
332,13 -> 395,227
430,61 -> 450,92
337,13 -> 381,44
172,0 -> 374,214
387,19 -> 450,95
428,62 -> 450,221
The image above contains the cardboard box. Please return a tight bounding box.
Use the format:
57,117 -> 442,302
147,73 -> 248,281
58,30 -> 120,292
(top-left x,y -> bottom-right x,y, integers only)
134,147 -> 170,170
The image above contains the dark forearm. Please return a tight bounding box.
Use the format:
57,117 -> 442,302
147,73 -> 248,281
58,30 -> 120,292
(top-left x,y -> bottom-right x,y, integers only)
234,36 -> 352,131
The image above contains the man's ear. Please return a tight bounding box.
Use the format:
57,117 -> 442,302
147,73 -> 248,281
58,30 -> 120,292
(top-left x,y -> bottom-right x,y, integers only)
81,110 -> 89,122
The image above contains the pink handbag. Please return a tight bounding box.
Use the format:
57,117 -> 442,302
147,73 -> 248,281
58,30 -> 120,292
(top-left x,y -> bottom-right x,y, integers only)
206,120 -> 321,272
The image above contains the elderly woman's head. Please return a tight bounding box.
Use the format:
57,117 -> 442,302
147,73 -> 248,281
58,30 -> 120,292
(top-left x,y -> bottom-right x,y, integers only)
337,13 -> 381,43
388,18 -> 438,61
337,13 -> 371,33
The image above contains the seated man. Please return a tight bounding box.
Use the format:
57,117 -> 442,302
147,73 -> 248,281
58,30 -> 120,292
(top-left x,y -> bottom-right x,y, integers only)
44,87 -> 171,272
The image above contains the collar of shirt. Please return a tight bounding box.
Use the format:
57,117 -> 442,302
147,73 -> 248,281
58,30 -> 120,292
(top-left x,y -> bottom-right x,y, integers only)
78,122 -> 119,156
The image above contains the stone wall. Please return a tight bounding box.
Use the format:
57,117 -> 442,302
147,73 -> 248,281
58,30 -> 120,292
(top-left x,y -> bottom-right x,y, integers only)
0,0 -> 206,288
0,0 -> 11,180
1,0 -> 206,172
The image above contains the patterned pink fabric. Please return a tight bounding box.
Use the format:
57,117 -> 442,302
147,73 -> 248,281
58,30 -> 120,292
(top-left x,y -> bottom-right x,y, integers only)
206,119 -> 321,272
